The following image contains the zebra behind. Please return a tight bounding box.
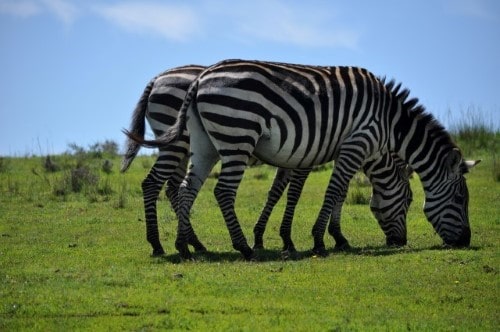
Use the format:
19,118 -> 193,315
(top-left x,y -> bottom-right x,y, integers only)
123,62 -> 421,258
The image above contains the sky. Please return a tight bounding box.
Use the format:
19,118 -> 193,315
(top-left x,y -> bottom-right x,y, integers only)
0,0 -> 499,156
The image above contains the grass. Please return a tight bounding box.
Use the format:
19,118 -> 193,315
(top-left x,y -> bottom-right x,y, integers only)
1,128 -> 499,331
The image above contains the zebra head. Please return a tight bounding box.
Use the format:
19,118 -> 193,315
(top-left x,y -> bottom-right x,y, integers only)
423,148 -> 480,247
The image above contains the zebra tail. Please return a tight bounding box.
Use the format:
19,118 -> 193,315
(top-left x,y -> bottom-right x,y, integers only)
124,80 -> 199,149
120,78 -> 154,173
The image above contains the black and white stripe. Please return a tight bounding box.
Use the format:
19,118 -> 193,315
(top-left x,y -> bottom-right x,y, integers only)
123,65 -> 414,257
128,59 -> 477,259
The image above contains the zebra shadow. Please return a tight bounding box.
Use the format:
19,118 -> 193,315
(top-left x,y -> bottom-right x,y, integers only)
155,249 -> 312,264
153,244 -> 482,264
328,244 -> 482,257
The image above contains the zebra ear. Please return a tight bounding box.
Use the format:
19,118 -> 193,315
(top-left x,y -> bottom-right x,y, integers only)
445,148 -> 462,173
462,159 -> 481,173
465,160 -> 480,170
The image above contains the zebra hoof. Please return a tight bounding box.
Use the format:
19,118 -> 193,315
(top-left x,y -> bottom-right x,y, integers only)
175,242 -> 193,261
238,246 -> 256,261
253,243 -> 264,250
311,246 -> 328,258
386,236 -> 407,247
191,242 -> 208,252
281,248 -> 298,261
188,235 -> 207,252
151,246 -> 165,257
334,241 -> 351,251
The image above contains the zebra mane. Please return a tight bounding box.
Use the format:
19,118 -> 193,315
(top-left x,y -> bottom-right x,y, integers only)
385,79 -> 449,142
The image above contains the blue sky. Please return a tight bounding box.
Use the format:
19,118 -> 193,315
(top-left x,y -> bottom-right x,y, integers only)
0,0 -> 499,156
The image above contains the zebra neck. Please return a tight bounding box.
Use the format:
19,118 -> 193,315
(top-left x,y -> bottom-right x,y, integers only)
394,110 -> 456,191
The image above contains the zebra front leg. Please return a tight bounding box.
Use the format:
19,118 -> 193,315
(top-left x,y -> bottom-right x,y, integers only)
312,149 -> 363,256
312,191 -> 344,257
253,168 -> 292,250
364,153 -> 412,247
328,211 -> 351,250
215,159 -> 254,260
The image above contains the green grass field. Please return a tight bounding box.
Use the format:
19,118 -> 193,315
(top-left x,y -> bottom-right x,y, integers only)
1,130 -> 499,331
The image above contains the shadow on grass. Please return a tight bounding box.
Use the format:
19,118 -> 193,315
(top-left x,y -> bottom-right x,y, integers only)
151,244 -> 482,264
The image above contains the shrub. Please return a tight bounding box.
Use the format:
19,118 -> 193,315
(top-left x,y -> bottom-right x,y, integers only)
44,155 -> 60,172
70,166 -> 99,193
102,160 -> 113,174
115,181 -> 128,209
0,157 -> 10,173
347,186 -> 371,205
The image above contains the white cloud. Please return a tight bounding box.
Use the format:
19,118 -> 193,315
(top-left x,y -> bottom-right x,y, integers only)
93,2 -> 200,42
0,0 -> 41,17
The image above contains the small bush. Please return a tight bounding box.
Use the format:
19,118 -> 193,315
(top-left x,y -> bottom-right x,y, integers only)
98,177 -> 114,196
102,160 -> 113,174
0,157 -> 10,173
71,166 -> 99,193
115,181 -> 128,209
44,155 -> 60,172
352,172 -> 370,187
52,174 -> 70,197
346,186 -> 370,205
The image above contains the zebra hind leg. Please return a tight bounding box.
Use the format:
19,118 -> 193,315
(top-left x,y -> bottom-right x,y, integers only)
253,168 -> 291,250
141,165 -> 169,256
214,158 -> 255,261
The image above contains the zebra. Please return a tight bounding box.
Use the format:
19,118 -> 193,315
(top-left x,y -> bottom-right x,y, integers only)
122,65 -> 413,257
137,59 -> 479,259
128,59 -> 479,260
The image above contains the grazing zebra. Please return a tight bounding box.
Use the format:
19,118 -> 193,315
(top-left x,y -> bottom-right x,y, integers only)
122,65 -> 413,257
130,59 -> 479,260
128,59 -> 479,260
